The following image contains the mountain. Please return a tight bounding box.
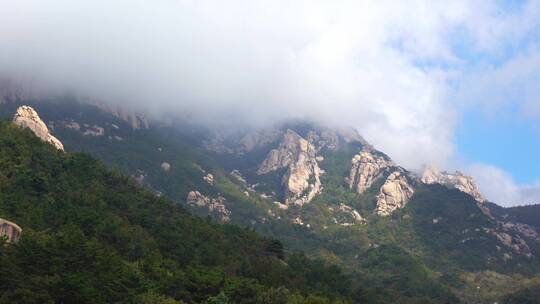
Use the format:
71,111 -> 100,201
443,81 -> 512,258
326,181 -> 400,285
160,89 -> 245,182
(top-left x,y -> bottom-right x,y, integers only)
1,99 -> 540,303
0,113 -> 365,303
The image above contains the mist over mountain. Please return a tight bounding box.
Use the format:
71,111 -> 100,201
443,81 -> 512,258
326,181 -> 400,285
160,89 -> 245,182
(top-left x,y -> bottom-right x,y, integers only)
1,3 -> 540,302
3,1 -> 540,206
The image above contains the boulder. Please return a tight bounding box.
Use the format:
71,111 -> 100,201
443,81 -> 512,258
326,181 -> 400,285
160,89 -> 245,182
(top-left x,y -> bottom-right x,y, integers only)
160,162 -> 171,171
203,173 -> 214,185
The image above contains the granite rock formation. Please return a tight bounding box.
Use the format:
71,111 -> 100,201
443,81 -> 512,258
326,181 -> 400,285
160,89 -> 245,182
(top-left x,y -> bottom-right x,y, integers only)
13,106 -> 64,150
421,165 -> 485,202
0,218 -> 22,243
257,130 -> 322,206
376,171 -> 415,216
186,191 -> 231,222
348,151 -> 393,194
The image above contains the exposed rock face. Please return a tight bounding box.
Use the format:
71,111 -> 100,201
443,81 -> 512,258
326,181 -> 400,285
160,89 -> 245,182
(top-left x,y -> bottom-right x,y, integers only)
258,130 -> 322,206
91,102 -> 149,130
83,125 -> 105,137
13,106 -> 64,151
116,109 -> 149,130
60,120 -> 106,137
328,204 -> 364,226
274,201 -> 289,210
257,130 -> 310,174
63,121 -> 81,131
348,151 -> 393,194
0,78 -> 41,104
489,229 -> 532,257
133,173 -> 145,185
503,222 -> 540,241
307,128 -> 371,152
230,170 -> 247,184
0,218 -> 22,243
421,165 -> 485,202
240,128 -> 282,152
205,122 -> 370,155
376,171 -> 414,216
307,130 -> 340,151
186,191 -> 231,222
338,203 -> 364,222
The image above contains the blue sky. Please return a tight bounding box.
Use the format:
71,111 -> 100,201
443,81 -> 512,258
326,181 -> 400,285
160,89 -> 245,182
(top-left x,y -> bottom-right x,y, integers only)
436,0 -> 540,205
458,110 -> 540,184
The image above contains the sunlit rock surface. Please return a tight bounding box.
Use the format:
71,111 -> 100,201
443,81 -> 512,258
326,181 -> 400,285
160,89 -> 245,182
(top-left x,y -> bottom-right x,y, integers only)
13,105 -> 64,151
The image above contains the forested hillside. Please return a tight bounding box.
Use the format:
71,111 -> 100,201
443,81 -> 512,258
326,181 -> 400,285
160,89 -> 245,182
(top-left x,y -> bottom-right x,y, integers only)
2,101 -> 540,303
0,120 -> 359,303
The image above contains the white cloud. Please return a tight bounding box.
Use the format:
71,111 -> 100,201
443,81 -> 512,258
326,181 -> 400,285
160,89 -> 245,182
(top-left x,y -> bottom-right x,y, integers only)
0,0 -> 539,204
468,163 -> 540,207
454,48 -> 540,117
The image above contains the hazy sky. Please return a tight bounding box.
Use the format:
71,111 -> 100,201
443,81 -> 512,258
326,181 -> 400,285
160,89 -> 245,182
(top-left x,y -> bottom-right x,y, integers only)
1,0 -> 539,206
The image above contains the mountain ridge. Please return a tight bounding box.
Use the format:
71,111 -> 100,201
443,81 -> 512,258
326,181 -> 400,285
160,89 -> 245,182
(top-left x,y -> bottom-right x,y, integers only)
2,100 -> 540,303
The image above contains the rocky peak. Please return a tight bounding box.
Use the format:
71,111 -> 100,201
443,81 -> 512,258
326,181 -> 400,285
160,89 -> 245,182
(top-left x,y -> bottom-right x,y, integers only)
376,170 -> 415,216
348,151 -> 394,194
421,165 -> 485,202
257,129 -> 322,206
13,106 -> 64,151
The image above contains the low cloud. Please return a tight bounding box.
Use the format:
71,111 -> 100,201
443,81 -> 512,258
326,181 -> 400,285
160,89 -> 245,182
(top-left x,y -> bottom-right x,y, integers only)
1,1 -> 539,205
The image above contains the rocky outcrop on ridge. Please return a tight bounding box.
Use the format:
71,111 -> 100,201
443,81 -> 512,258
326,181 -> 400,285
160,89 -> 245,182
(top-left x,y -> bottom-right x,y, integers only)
13,106 -> 64,151
348,151 -> 394,194
0,218 -> 22,243
258,130 -> 323,206
376,170 -> 415,216
421,165 -> 485,202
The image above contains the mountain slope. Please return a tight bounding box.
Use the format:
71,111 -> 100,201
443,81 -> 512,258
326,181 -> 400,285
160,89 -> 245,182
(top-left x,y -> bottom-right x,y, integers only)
0,119 -> 360,303
2,100 -> 540,303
